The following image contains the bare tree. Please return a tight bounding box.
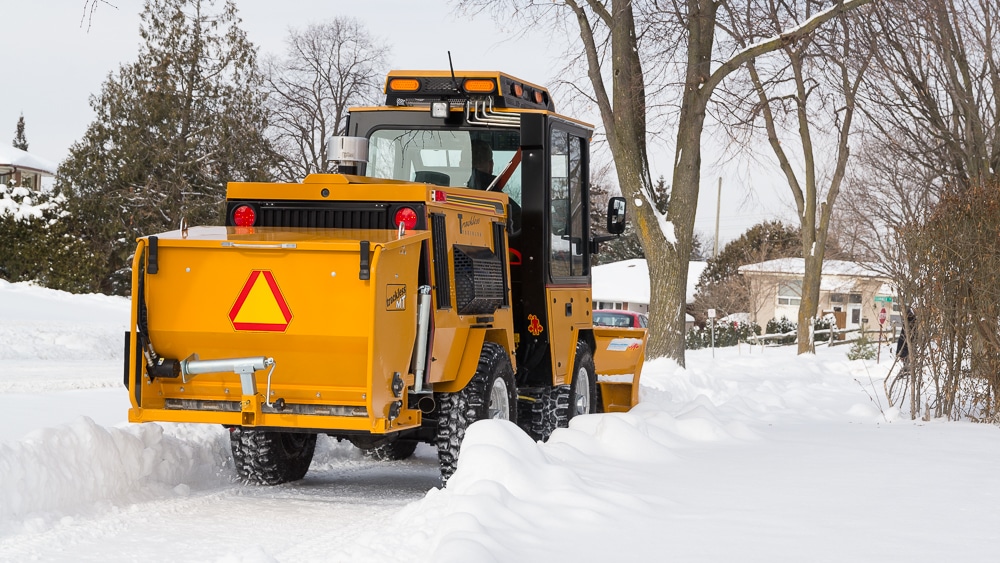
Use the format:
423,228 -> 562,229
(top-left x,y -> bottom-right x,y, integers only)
847,0 -> 1000,419
457,0 -> 873,364
265,18 -> 389,183
861,0 -> 1000,190
724,2 -> 874,353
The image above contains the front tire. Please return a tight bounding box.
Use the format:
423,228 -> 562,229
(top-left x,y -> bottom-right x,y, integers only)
436,342 -> 517,482
229,428 -> 317,485
569,341 -> 599,417
524,341 -> 599,442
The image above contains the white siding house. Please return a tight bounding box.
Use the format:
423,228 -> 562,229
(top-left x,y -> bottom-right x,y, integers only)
738,258 -> 895,329
591,259 -> 706,330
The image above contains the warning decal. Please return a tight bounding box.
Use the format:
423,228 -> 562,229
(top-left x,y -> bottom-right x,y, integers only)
229,270 -> 293,332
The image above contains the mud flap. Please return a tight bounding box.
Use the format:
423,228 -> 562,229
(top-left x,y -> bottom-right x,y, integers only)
591,327 -> 647,412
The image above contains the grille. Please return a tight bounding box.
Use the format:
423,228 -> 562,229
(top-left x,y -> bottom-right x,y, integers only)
492,222 -> 510,307
259,207 -> 389,229
453,245 -> 504,315
421,77 -> 462,93
431,213 -> 451,309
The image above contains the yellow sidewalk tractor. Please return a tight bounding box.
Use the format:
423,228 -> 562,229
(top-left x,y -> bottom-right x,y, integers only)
125,70 -> 648,485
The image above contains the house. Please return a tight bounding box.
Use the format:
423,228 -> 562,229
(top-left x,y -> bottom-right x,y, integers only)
591,258 -> 707,330
738,258 -> 896,330
0,146 -> 57,189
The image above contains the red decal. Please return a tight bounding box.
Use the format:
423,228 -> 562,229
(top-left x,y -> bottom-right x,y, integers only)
527,314 -> 544,336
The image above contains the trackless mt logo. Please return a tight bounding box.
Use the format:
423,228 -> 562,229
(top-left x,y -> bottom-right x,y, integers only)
386,284 -> 407,311
457,213 -> 482,236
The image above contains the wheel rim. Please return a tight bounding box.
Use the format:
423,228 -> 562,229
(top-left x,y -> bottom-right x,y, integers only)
573,366 -> 590,416
488,377 -> 510,420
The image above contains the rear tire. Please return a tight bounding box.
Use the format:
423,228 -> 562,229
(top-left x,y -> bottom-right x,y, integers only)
436,342 -> 517,483
525,384 -> 569,442
229,428 -> 317,485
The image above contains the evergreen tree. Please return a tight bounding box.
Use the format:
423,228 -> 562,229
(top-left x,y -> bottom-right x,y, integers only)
58,0 -> 274,294
698,221 -> 802,286
0,185 -> 91,291
12,114 -> 28,151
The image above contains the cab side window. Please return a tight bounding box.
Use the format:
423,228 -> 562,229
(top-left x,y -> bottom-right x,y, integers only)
550,128 -> 587,279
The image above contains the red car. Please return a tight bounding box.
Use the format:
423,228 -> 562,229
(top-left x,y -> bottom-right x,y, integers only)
592,309 -> 648,328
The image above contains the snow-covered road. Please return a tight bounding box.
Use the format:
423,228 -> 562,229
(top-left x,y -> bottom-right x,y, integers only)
3,279 -> 999,562
2,434 -> 441,562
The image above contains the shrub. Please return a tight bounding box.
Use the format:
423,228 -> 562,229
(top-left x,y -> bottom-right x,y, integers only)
847,334 -> 876,360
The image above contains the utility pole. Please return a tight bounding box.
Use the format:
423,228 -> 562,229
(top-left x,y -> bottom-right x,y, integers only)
713,176 -> 722,258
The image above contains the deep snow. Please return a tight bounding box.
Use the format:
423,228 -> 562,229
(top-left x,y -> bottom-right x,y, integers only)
1,278 -> 998,562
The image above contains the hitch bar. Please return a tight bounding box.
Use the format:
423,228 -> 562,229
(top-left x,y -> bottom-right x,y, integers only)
181,355 -> 274,396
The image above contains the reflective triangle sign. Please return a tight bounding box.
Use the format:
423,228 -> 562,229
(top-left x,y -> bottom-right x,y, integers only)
229,270 -> 293,332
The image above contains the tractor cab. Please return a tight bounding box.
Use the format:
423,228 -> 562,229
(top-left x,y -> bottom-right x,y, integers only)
345,70 -> 625,391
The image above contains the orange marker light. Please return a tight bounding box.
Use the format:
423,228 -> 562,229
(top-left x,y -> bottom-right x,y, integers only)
512,83 -> 524,97
534,90 -> 545,104
464,79 -> 496,93
389,78 -> 420,92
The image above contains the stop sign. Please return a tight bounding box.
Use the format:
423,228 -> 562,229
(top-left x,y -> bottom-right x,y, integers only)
878,307 -> 887,326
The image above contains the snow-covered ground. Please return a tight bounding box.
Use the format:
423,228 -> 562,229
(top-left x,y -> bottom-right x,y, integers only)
1,278 -> 998,562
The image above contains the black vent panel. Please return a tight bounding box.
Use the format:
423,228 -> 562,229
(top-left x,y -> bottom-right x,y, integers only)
453,245 -> 504,315
226,201 -> 430,230
259,206 -> 389,229
431,213 -> 451,309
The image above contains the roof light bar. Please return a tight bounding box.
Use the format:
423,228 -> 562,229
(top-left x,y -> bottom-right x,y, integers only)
463,78 -> 496,93
389,78 -> 420,92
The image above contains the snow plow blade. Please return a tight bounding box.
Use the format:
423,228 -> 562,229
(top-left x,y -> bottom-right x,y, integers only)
126,225 -> 430,434
592,327 -> 647,412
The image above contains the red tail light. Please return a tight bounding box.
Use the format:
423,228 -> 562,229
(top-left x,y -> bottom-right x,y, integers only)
232,205 -> 256,227
393,207 -> 418,230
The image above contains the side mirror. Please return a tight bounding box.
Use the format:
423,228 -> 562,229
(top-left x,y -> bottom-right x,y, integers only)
607,196 -> 626,235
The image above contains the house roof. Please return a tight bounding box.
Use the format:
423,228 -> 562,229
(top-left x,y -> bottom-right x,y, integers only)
592,258 -> 708,305
0,146 -> 58,176
737,258 -> 884,279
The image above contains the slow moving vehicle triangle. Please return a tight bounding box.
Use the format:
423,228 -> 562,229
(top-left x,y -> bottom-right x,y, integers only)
229,270 -> 292,332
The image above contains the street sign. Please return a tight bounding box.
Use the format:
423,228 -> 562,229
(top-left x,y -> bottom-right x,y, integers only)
707,308 -> 716,319
878,307 -> 887,326
874,296 -> 893,304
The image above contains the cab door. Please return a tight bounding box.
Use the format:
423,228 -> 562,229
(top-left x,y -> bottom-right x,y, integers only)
546,124 -> 592,385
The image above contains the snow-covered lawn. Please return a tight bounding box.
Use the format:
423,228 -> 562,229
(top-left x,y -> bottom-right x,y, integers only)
1,279 -> 997,561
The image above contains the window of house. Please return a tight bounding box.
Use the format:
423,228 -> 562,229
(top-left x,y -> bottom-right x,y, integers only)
831,293 -> 846,303
777,280 -> 802,306
848,293 -> 862,304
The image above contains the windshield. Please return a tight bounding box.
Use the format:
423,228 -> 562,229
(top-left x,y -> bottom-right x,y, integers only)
367,129 -> 522,207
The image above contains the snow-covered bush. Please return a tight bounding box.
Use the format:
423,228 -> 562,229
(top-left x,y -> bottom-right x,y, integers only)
765,316 -> 798,345
685,320 -> 761,349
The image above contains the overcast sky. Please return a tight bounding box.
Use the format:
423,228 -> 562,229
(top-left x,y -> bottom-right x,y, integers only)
0,0 -> 791,245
